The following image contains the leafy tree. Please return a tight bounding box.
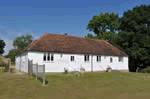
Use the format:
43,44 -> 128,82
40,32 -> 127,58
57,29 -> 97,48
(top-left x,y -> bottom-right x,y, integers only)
13,34 -> 32,50
86,12 -> 120,41
85,33 -> 98,39
7,49 -> 21,62
120,4 -> 150,34
0,40 -> 5,55
7,34 -> 33,62
87,12 -> 120,36
116,4 -> 150,71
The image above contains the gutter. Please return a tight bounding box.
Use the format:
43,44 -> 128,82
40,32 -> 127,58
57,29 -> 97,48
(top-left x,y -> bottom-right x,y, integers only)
91,54 -> 93,72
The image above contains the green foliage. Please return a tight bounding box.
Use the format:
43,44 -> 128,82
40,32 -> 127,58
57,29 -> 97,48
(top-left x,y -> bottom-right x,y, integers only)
120,4 -> 150,34
86,12 -> 120,42
87,12 -> 120,36
85,33 -> 99,39
7,49 -> 21,62
7,34 -> 33,62
13,34 -> 32,50
0,40 -> 5,55
141,67 -> 150,73
116,4 -> 150,71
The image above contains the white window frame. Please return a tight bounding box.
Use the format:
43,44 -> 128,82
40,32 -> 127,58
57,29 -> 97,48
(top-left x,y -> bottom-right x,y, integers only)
110,57 -> 113,63
84,55 -> 89,62
43,53 -> 54,62
43,53 -> 46,61
97,56 -> 101,62
71,56 -> 75,61
119,56 -> 123,62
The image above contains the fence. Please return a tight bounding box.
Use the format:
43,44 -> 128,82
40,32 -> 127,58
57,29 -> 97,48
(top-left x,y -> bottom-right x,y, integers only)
28,60 -> 45,86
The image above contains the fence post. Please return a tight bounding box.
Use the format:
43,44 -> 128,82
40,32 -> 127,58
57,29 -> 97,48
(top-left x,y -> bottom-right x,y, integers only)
36,63 -> 38,80
8,58 -> 11,72
43,64 -> 45,86
31,60 -> 33,76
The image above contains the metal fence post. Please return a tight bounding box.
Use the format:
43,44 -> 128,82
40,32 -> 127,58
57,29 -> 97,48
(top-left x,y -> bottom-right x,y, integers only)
36,63 -> 38,80
43,64 -> 45,86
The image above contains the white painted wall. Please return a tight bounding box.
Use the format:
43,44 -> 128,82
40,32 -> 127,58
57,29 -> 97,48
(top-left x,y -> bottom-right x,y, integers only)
27,51 -> 128,73
15,51 -> 28,72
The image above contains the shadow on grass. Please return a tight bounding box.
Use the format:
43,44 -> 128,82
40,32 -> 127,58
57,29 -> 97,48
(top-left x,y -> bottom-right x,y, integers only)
37,77 -> 48,85
31,74 -> 48,85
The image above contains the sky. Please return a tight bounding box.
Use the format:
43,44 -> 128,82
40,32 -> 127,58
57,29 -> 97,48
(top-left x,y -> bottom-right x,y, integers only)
0,0 -> 149,55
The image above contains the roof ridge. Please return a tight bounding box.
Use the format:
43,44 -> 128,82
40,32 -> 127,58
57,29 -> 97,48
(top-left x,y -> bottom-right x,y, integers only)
27,33 -> 49,50
27,39 -> 39,50
21,33 -> 128,56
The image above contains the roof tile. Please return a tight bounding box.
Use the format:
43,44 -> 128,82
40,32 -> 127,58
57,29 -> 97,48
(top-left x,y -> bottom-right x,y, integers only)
23,33 -> 128,56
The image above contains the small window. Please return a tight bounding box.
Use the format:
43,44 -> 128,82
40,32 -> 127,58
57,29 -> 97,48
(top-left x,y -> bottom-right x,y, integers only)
60,54 -> 63,58
119,56 -> 123,62
71,56 -> 74,61
51,54 -> 54,61
97,56 -> 101,62
43,53 -> 46,61
84,55 -> 89,61
110,57 -> 113,63
47,53 -> 50,61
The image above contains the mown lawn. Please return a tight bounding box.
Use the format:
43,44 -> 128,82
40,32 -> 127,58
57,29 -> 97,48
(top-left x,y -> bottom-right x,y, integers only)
0,72 -> 150,99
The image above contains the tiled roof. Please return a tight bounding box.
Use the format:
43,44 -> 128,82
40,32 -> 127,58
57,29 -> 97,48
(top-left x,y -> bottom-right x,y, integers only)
23,33 -> 128,56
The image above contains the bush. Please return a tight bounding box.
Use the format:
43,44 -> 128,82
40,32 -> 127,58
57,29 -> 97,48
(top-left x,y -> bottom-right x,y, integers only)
141,67 -> 150,73
4,64 -> 9,72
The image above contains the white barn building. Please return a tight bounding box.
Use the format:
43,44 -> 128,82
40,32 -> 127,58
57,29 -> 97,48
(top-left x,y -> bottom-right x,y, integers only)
15,33 -> 129,73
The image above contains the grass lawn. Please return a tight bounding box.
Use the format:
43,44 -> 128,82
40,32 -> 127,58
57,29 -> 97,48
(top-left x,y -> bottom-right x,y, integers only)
0,72 -> 150,99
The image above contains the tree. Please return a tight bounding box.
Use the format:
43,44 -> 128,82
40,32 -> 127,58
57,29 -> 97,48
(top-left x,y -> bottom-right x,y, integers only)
7,49 -> 21,62
13,34 -> 32,50
86,12 -> 120,41
64,33 -> 68,35
120,4 -> 150,34
87,12 -> 120,35
116,4 -> 150,71
85,33 -> 99,39
7,34 -> 33,62
0,40 -> 5,55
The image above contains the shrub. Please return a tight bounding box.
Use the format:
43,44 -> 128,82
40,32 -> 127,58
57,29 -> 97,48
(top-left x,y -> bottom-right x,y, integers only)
142,67 -> 150,73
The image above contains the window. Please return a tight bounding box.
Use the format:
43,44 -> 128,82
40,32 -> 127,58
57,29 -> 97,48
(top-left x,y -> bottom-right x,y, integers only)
84,55 -> 89,61
43,53 -> 46,61
43,53 -> 54,61
97,56 -> 101,62
110,57 -> 113,63
119,56 -> 123,62
47,53 -> 50,61
60,54 -> 63,58
51,53 -> 54,61
71,56 -> 74,61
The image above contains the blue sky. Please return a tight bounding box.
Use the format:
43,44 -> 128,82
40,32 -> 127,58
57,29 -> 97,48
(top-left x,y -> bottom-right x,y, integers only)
0,0 -> 149,55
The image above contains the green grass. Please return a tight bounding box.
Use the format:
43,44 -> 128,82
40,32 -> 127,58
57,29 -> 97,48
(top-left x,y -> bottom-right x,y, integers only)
0,72 -> 150,99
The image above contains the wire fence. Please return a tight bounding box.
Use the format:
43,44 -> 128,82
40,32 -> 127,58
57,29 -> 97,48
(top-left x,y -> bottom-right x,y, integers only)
28,60 -> 45,86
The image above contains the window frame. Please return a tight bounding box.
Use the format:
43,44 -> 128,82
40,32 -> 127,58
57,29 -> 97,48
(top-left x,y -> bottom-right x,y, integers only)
119,56 -> 123,62
110,57 -> 113,63
70,56 -> 75,61
97,56 -> 101,62
47,52 -> 50,61
43,53 -> 54,62
43,53 -> 46,61
51,53 -> 54,61
84,55 -> 89,62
